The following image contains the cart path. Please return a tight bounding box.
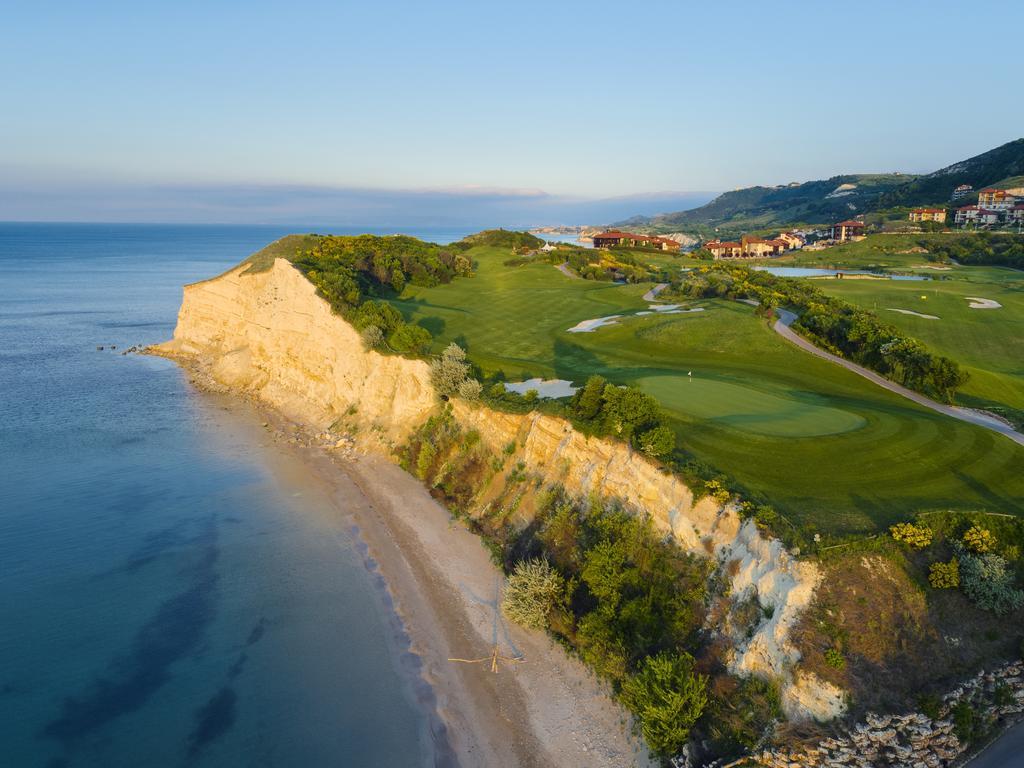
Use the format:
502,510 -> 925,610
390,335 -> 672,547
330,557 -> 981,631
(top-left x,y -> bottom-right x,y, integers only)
555,262 -> 581,279
642,283 -> 669,302
965,720 -> 1024,767
773,308 -> 1024,447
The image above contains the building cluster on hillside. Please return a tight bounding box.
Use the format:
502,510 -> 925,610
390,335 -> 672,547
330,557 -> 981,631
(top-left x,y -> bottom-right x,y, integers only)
704,231 -> 806,259
953,187 -> 1024,227
592,231 -> 680,251
912,186 -> 1024,228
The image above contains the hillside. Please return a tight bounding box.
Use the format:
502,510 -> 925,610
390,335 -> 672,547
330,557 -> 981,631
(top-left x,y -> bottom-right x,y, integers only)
625,138 -> 1024,237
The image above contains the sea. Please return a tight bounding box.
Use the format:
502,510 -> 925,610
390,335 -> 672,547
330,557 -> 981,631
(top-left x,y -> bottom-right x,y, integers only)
0,223 -> 483,767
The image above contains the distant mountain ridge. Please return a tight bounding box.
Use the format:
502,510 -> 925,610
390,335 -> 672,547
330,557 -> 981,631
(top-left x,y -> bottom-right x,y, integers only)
618,138 -> 1024,236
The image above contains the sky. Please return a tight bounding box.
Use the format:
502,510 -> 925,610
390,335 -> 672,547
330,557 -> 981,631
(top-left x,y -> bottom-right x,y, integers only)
2,0 -> 1022,227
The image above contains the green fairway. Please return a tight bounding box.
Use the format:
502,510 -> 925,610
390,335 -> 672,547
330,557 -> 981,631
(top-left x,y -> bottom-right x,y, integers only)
389,246 -> 1024,535
816,266 -> 1024,419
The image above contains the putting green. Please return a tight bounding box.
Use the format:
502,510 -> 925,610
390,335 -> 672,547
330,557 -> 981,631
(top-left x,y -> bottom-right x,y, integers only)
386,245 -> 1024,533
636,375 -> 866,437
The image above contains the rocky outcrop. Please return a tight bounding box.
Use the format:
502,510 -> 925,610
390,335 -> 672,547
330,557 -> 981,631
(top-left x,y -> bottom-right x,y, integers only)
155,256 -> 838,720
154,259 -> 435,442
743,660 -> 1024,768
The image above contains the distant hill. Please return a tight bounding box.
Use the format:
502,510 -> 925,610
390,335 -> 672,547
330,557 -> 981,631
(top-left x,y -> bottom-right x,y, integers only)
875,138 -> 1024,209
621,138 -> 1024,237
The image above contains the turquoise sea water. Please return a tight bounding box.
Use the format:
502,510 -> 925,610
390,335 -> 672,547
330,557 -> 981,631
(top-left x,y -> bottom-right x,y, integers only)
0,223 -> 469,767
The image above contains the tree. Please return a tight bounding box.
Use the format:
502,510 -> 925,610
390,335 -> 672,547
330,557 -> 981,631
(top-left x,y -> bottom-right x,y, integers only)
430,343 -> 471,396
502,559 -> 566,631
638,425 -> 675,458
620,651 -> 708,757
360,325 -> 385,350
569,375 -> 608,421
457,378 -> 482,401
388,323 -> 432,355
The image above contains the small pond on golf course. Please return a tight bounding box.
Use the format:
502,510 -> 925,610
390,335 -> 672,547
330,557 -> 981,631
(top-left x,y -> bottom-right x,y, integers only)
755,267 -> 929,281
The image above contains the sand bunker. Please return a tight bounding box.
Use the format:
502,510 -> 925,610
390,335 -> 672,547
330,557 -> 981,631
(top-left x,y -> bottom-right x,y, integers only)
567,315 -> 621,333
966,297 -> 1001,309
504,378 -> 579,398
887,308 -> 940,320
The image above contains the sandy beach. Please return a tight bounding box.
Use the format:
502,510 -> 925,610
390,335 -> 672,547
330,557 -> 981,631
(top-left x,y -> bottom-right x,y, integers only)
182,368 -> 651,768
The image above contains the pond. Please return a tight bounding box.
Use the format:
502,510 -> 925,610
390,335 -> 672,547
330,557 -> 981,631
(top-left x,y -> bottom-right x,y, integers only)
754,266 -> 928,281
503,378 -> 579,398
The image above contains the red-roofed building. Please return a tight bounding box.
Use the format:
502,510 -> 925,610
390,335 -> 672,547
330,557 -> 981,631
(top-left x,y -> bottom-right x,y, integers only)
909,208 -> 947,223
951,184 -> 974,202
830,220 -> 865,241
954,206 -> 1001,226
592,231 -> 680,251
978,188 -> 1017,211
705,240 -> 743,259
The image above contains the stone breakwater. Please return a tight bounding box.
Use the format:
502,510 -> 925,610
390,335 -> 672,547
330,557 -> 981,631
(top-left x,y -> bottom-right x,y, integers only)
732,660 -> 1024,768
154,256 -> 840,720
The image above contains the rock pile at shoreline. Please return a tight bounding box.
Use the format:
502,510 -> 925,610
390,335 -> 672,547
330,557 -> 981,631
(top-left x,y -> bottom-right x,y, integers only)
732,660 -> 1023,768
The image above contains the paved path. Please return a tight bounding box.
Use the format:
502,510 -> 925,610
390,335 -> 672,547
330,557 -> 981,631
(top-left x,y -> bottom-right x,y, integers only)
773,309 -> 1024,447
965,720 -> 1024,767
642,283 -> 669,302
555,262 -> 581,279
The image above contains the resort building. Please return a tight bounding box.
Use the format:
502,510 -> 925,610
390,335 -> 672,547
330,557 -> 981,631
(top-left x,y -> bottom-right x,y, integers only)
977,188 -> 1017,211
829,220 -> 865,241
909,208 -> 947,223
705,240 -> 742,259
951,184 -> 974,201
954,206 -> 1001,226
776,231 -> 805,250
592,231 -> 680,251
1009,204 -> 1024,223
704,235 -> 787,259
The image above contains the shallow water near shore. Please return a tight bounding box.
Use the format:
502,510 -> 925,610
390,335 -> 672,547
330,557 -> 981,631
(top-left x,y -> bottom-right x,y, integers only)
0,223 -> 465,767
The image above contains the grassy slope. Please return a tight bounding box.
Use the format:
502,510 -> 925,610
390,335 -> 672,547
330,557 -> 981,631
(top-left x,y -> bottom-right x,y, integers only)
390,245 -> 1024,534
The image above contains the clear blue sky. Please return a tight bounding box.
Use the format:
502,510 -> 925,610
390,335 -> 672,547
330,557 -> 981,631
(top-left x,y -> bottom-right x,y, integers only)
2,0 -> 1022,225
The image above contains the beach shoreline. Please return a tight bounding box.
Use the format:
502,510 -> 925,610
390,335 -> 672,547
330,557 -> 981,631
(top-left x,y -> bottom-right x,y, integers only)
165,354 -> 651,768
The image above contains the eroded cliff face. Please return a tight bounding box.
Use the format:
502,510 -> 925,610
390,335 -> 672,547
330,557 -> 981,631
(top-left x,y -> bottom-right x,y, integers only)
155,257 -> 842,720
155,259 -> 436,442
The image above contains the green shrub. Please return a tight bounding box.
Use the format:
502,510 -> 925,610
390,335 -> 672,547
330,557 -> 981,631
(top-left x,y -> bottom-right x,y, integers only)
502,559 -> 566,631
638,425 -> 676,458
430,343 -> 471,396
929,559 -> 960,589
620,651 -> 708,757
918,693 -> 942,720
994,684 -> 1014,707
415,441 -> 436,480
952,701 -> 979,743
457,378 -> 482,401
388,322 -> 432,355
824,647 -> 846,670
959,550 -> 1024,615
963,525 -> 997,554
360,324 -> 385,349
890,522 -> 933,549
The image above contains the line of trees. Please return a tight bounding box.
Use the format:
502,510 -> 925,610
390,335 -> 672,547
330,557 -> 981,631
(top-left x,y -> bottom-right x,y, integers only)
671,264 -> 969,402
568,375 -> 677,458
922,232 -> 1024,270
291,234 -> 473,355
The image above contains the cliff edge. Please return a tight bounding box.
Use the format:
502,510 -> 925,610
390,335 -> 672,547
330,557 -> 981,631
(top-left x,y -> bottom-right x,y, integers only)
154,256 -> 842,720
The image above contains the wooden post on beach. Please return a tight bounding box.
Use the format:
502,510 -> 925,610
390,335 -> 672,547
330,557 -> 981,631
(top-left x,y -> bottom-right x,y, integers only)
448,644 -> 525,674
